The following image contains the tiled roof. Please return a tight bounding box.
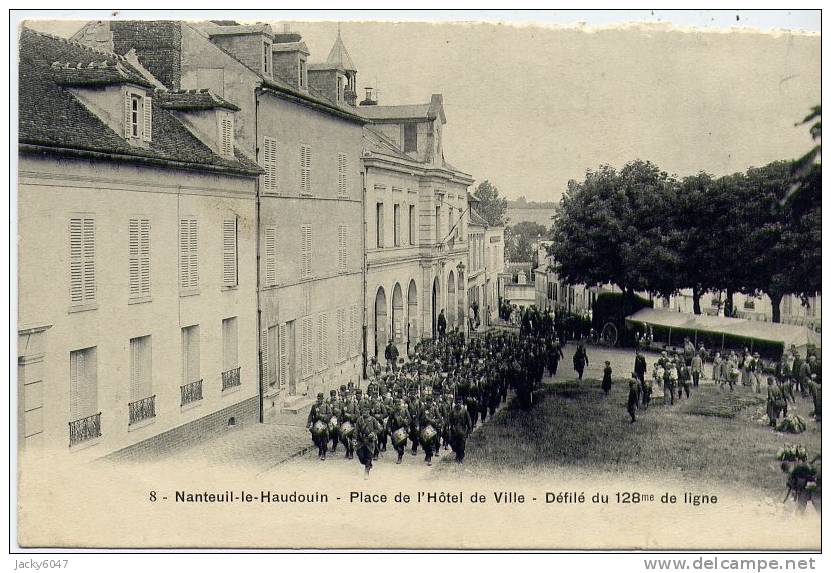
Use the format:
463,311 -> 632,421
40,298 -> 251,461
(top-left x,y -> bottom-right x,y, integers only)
205,23 -> 274,39
50,60 -> 155,89
362,125 -> 413,162
156,89 -> 241,111
358,103 -> 433,121
19,28 -> 261,176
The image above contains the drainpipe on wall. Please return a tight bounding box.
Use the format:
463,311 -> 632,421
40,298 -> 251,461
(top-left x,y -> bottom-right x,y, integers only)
254,89 -> 263,423
361,165 -> 368,382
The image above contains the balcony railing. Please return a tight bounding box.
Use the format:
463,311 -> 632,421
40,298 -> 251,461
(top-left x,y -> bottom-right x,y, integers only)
69,412 -> 101,446
222,366 -> 241,391
128,395 -> 156,425
180,379 -> 203,406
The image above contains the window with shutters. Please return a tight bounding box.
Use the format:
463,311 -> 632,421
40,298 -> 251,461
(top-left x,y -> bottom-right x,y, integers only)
128,217 -> 150,302
222,218 -> 238,287
409,205 -> 416,245
266,326 -> 277,388
337,152 -> 348,197
124,91 -> 151,142
263,137 -> 278,193
265,226 -> 278,287
178,217 -> 199,293
376,203 -> 384,248
300,225 -> 312,279
220,116 -> 234,157
301,316 -> 313,379
317,313 -> 328,372
300,144 -> 311,195
182,325 -> 200,385
222,317 -> 238,371
337,225 -> 347,274
129,336 -> 153,421
69,346 -> 98,425
337,307 -> 346,363
69,215 -> 96,309
394,204 -> 401,247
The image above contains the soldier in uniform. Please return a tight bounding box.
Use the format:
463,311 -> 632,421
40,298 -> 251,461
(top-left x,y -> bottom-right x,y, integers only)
407,387 -> 422,456
418,393 -> 442,466
306,393 -> 331,461
355,404 -> 383,478
449,394 -> 473,463
340,388 -> 360,459
388,395 -> 412,464
328,389 -> 342,454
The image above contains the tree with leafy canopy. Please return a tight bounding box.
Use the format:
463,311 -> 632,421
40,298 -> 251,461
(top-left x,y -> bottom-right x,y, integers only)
548,160 -> 682,299
787,105 -> 821,211
505,221 -> 548,263
741,161 -> 820,322
472,180 -> 508,227
673,172 -> 718,315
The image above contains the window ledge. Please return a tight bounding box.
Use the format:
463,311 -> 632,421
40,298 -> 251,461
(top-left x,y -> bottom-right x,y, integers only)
128,296 -> 153,306
128,416 -> 156,432
221,285 -> 239,292
68,303 -> 98,314
260,284 -> 279,291
70,436 -> 102,451
180,289 -> 201,298
221,385 -> 242,396
181,399 -> 203,413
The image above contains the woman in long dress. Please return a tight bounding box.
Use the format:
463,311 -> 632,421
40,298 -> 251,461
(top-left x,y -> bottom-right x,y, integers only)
712,352 -> 724,386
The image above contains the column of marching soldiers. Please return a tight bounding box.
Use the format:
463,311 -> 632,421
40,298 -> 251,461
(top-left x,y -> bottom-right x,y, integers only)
306,328 -> 557,477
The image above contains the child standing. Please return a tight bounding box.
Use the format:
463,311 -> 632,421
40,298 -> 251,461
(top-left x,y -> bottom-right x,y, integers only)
602,360 -> 613,396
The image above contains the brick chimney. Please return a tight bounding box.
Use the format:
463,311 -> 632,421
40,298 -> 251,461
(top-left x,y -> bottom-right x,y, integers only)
110,21 -> 183,90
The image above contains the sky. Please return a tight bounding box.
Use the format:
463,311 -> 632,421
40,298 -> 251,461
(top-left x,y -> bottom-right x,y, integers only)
21,11 -> 821,202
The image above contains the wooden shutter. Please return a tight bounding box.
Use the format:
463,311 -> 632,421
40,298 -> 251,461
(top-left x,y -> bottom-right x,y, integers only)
124,91 -> 132,138
188,219 -> 198,289
221,117 -> 233,156
82,218 -> 95,302
142,96 -> 152,142
302,317 -> 312,378
69,218 -> 84,304
129,218 -> 150,298
222,218 -> 238,286
265,227 -> 277,286
70,348 -> 97,420
261,328 -> 269,391
338,152 -> 347,196
300,145 -> 311,194
338,225 -> 346,274
179,219 -> 199,289
70,216 -> 95,305
301,225 -> 312,278
317,313 -> 327,372
263,137 -> 278,192
130,337 -> 151,401
350,304 -> 359,357
278,323 -> 287,387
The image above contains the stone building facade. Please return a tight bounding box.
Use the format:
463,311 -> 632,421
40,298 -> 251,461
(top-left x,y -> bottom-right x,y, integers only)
18,29 -> 262,462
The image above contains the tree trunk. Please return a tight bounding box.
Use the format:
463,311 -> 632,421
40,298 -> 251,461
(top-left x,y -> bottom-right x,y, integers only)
769,292 -> 783,323
692,285 -> 702,315
725,289 -> 735,317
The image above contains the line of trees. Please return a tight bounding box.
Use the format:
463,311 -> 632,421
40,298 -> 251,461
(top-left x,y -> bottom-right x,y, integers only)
548,111 -> 821,323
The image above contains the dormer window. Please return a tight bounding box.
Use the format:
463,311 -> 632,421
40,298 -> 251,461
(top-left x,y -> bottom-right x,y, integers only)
337,76 -> 344,102
298,60 -> 307,88
124,90 -> 151,142
402,124 -> 417,153
219,115 -> 234,157
263,42 -> 271,76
